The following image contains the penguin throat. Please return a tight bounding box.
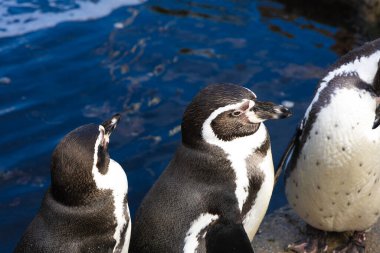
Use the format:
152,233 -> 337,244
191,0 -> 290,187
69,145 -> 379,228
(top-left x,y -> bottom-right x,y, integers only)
96,145 -> 110,175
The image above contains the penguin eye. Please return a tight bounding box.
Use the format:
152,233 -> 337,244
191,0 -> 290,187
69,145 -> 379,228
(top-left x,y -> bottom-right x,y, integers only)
231,110 -> 243,117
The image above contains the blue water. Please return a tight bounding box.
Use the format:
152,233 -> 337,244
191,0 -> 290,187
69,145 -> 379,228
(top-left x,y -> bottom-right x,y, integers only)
0,0 -> 375,252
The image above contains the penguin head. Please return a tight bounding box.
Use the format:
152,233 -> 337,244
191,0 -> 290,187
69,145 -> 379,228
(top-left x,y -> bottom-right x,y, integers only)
51,114 -> 121,205
182,84 -> 291,146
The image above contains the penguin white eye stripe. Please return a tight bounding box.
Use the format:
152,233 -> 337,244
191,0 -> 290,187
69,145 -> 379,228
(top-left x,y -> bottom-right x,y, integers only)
202,100 -> 252,140
99,125 -> 105,136
243,87 -> 257,99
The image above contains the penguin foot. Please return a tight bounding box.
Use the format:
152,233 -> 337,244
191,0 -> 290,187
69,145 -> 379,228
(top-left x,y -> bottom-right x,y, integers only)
333,231 -> 366,253
287,238 -> 328,253
287,226 -> 327,253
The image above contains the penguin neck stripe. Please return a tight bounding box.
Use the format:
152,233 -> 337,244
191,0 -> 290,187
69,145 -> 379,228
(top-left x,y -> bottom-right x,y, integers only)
92,127 -> 129,253
183,213 -> 219,253
202,102 -> 268,211
303,50 -> 380,127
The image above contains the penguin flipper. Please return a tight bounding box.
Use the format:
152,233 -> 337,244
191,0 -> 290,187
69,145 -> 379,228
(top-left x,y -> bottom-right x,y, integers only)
205,218 -> 255,253
275,126 -> 302,184
373,100 -> 380,129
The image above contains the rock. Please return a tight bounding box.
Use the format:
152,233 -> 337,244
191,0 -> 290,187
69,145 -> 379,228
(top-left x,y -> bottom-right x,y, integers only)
252,206 -> 380,252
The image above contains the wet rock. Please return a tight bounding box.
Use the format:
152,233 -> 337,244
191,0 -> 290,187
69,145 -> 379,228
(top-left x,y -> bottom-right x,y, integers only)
252,206 -> 380,252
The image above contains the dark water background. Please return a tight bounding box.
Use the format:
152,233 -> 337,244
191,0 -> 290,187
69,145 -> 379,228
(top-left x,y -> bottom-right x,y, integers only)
0,0 -> 378,252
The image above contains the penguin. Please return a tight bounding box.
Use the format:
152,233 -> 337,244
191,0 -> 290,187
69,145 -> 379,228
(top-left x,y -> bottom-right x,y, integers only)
14,114 -> 131,253
279,39 -> 380,253
130,84 -> 292,253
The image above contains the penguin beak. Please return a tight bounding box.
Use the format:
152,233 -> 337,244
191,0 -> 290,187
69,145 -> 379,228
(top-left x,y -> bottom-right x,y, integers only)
101,113 -> 121,135
251,101 -> 292,120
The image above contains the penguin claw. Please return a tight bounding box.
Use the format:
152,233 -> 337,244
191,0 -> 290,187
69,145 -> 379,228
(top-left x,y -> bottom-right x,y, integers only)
332,231 -> 366,253
332,244 -> 365,253
287,238 -> 327,253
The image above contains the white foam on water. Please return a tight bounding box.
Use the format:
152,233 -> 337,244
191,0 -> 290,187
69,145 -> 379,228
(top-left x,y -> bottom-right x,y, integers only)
0,0 -> 146,38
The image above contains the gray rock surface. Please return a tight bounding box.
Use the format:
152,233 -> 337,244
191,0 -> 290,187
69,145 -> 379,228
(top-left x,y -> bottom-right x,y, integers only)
252,206 -> 380,253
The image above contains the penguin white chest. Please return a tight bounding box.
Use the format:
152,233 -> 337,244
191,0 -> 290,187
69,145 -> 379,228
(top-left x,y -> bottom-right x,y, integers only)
286,88 -> 380,232
242,149 -> 274,241
204,124 -> 274,240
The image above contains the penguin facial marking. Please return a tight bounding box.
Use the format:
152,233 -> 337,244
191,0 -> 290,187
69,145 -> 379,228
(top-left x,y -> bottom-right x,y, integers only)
207,99 -> 291,142
183,213 -> 219,253
91,118 -> 129,253
202,100 -> 271,212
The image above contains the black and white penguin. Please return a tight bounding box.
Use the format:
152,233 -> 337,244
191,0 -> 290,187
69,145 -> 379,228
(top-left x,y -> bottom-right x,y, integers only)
14,114 -> 131,253
279,39 -> 380,253
130,84 -> 291,253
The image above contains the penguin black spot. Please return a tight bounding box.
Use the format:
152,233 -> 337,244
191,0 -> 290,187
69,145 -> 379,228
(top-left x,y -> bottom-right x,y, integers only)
303,155 -> 306,160
357,122 -> 360,125
369,193 -> 372,196
347,202 -> 351,206
316,161 -> 320,166
335,192 -> 339,195
358,189 -> 362,193
335,124 -> 338,128
342,147 -> 346,151
340,181 -> 345,185
327,136 -> 330,140
375,178 -> 379,183
315,131 -> 318,135
368,171 -> 372,175
375,212 -> 379,216
332,202 -> 336,205
296,195 -> 299,199
319,208 -> 323,212
317,185 -> 321,190
359,162 -> 363,167
346,192 -> 350,196
359,216 -> 362,218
